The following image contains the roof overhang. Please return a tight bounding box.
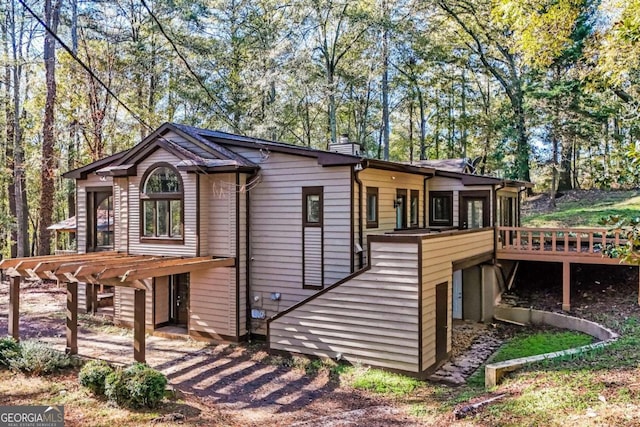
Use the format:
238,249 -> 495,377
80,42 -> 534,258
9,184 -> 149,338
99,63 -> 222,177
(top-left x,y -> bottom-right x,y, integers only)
364,159 -> 435,176
435,170 -> 533,188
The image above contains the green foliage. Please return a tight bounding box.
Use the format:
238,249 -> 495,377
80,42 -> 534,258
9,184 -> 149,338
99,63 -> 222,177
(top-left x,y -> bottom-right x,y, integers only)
0,337 -> 20,368
350,368 -> 421,395
8,341 -> 72,375
523,191 -> 640,227
104,363 -> 167,409
79,360 -> 115,395
601,208 -> 640,266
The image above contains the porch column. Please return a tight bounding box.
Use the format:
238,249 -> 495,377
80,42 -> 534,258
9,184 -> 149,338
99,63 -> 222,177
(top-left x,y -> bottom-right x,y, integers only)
8,276 -> 20,341
562,261 -> 571,312
66,282 -> 78,354
133,289 -> 146,363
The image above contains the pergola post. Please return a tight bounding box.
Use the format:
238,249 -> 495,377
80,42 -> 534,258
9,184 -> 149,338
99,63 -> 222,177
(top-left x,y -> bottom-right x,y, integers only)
85,283 -> 94,314
133,288 -> 146,363
66,282 -> 78,354
562,261 -> 571,312
8,276 -> 20,341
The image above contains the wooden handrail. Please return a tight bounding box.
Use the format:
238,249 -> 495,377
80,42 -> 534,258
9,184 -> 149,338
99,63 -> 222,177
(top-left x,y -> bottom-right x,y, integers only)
497,226 -> 626,256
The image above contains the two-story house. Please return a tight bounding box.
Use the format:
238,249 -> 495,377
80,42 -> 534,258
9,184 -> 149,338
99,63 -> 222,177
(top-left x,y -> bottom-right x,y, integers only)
56,122 -> 529,377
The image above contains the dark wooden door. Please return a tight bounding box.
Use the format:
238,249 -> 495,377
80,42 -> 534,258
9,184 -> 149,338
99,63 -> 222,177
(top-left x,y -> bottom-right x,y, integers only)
435,282 -> 448,363
170,273 -> 189,326
460,191 -> 490,229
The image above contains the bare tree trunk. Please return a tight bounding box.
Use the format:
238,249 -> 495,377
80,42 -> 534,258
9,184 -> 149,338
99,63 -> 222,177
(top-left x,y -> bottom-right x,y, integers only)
39,0 -> 62,255
381,0 -> 390,160
10,0 -> 29,257
3,14 -> 17,258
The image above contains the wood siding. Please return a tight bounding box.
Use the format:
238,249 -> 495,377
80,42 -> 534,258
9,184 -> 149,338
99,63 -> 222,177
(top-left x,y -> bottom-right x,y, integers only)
114,177 -> 128,252
428,177 -> 493,227
270,241 -> 420,372
303,228 -> 322,287
113,280 -> 153,330
420,229 -> 494,371
189,267 -> 237,337
76,174 -> 113,254
224,148 -> 352,335
127,149 -> 198,257
154,276 -> 169,325
355,169 -> 425,269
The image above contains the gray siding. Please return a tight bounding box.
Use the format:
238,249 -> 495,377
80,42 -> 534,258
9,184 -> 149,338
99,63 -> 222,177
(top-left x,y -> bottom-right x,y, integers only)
189,267 -> 237,337
76,174 -> 112,254
225,148 -> 352,334
127,149 -> 198,257
113,281 -> 153,330
270,240 -> 420,372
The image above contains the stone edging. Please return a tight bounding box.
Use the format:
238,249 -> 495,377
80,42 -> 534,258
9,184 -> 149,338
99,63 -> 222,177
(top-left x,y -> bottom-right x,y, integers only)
485,307 -> 619,388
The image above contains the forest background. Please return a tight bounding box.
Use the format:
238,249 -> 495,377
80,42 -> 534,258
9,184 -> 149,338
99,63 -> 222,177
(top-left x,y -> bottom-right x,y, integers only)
1,0 -> 639,257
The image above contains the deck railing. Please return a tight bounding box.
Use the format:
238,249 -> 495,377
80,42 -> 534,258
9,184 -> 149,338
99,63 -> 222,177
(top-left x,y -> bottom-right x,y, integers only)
497,226 -> 626,256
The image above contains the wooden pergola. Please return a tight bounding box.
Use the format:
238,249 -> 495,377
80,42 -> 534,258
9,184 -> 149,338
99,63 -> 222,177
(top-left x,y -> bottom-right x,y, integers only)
0,252 -> 234,362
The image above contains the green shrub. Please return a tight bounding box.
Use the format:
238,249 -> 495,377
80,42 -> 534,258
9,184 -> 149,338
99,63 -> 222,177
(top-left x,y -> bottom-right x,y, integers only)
0,337 -> 20,368
105,363 -> 167,409
79,360 -> 114,395
9,340 -> 72,375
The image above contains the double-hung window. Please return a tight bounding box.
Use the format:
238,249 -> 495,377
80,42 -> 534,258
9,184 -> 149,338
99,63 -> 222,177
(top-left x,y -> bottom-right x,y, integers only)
366,187 -> 379,228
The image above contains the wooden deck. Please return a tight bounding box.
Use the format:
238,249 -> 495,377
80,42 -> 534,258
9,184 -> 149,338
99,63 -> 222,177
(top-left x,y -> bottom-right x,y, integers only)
496,226 -> 638,311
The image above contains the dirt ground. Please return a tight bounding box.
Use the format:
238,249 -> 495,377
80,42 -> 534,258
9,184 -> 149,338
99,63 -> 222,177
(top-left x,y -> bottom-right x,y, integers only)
0,280 -> 424,426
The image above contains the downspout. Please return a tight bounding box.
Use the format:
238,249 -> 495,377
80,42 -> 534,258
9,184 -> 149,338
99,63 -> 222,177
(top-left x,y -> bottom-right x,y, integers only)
423,174 -> 434,228
245,170 -> 259,341
353,164 -> 364,270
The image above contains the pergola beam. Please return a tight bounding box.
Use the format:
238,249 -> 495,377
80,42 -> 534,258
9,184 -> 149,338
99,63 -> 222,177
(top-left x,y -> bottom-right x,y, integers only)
121,257 -> 235,282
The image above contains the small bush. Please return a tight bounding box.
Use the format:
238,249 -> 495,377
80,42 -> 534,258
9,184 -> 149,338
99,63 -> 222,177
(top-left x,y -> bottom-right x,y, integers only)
9,340 -> 72,375
79,360 -> 114,395
0,337 -> 20,368
105,363 -> 167,409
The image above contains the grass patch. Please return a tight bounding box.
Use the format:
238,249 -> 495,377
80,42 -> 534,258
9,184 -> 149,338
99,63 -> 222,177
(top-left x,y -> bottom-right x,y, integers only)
348,367 -> 421,395
491,331 -> 593,364
523,190 -> 640,227
467,330 -> 593,388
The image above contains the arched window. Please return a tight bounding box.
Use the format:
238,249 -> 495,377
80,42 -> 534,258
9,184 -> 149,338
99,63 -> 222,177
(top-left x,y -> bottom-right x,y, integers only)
141,165 -> 183,239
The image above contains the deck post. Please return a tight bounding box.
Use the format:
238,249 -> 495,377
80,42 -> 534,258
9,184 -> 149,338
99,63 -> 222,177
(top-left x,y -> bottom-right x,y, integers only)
8,276 -> 20,341
133,289 -> 146,363
66,282 -> 78,355
562,261 -> 571,312
638,266 -> 640,306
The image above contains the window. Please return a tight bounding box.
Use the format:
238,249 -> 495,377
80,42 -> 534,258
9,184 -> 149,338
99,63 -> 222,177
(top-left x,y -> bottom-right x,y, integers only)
366,187 -> 378,228
396,189 -> 407,229
141,165 -> 183,240
430,191 -> 453,226
410,190 -> 419,227
302,187 -> 323,227
87,188 -> 113,252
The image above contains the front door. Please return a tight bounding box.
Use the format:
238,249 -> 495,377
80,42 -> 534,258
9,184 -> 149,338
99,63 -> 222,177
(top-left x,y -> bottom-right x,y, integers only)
395,189 -> 407,229
460,191 -> 490,229
435,282 -> 448,363
169,273 -> 189,326
86,188 -> 114,252
452,270 -> 463,319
